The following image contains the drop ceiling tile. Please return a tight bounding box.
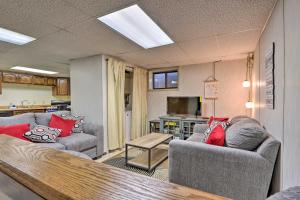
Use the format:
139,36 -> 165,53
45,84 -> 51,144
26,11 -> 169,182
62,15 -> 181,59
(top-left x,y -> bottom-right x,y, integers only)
212,0 -> 276,35
147,44 -> 193,63
217,29 -> 261,56
64,0 -> 137,17
66,19 -> 142,55
1,0 -> 91,29
117,50 -> 166,67
177,36 -> 221,62
138,0 -> 218,42
0,41 -> 17,53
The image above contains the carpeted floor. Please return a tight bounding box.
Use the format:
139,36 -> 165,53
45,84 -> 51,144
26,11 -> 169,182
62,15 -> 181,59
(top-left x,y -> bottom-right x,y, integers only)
101,148 -> 169,182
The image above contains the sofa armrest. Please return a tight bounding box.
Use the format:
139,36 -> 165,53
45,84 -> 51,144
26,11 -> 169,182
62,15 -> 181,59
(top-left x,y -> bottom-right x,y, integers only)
83,123 -> 104,157
169,140 -> 274,200
193,124 -> 209,134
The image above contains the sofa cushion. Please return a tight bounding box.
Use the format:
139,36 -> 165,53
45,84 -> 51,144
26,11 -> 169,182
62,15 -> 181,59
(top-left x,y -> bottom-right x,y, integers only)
230,115 -> 260,125
187,133 -> 206,142
206,124 -> 225,146
24,125 -> 61,143
57,133 -> 97,152
226,119 -> 268,151
0,113 -> 36,129
60,113 -> 85,133
0,123 -> 31,141
208,116 -> 229,125
37,142 -> 66,150
49,114 -> 76,137
35,111 -> 70,126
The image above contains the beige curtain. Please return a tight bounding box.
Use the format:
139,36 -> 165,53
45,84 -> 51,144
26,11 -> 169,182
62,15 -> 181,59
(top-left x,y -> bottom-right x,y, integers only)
131,67 -> 148,140
107,58 -> 126,150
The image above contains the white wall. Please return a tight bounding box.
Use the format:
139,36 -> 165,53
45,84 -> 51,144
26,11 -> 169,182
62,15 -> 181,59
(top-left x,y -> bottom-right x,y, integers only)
0,83 -> 70,106
252,0 -> 300,190
283,0 -> 300,189
70,55 -> 108,152
148,59 -> 248,120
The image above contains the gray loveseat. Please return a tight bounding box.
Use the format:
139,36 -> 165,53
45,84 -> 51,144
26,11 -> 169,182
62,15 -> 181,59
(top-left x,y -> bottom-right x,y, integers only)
169,117 -> 280,200
0,112 -> 104,159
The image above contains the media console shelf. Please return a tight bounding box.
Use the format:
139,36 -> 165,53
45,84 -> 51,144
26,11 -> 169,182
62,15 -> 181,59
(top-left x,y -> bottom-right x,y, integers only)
158,115 -> 208,139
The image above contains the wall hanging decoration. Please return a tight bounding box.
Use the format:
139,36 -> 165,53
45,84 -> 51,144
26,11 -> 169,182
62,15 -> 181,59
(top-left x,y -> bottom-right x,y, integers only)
265,42 -> 275,109
244,53 -> 254,109
204,80 -> 218,99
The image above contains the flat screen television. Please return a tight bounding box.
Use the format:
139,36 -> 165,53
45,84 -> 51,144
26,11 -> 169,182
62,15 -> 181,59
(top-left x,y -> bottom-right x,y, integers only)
167,96 -> 201,116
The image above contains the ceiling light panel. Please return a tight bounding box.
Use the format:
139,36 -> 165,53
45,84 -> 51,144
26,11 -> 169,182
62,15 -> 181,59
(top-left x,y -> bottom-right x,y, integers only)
11,66 -> 58,75
98,4 -> 174,49
0,27 -> 36,45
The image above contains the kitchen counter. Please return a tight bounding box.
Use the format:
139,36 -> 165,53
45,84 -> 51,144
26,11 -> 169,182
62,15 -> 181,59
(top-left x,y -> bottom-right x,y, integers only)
0,105 -> 51,116
0,107 -> 50,112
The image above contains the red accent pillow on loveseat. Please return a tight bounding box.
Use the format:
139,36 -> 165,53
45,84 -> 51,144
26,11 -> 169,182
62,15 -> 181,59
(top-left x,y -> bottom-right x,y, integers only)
0,123 -> 30,141
208,116 -> 229,125
205,124 -> 225,146
49,114 -> 76,137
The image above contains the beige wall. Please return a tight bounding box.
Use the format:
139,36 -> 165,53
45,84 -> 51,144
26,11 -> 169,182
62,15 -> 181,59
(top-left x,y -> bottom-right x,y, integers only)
0,83 -> 70,106
252,0 -> 300,190
148,59 -> 248,120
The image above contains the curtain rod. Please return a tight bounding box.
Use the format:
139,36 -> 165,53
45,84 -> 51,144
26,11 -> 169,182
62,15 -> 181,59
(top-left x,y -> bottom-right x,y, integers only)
105,58 -> 135,69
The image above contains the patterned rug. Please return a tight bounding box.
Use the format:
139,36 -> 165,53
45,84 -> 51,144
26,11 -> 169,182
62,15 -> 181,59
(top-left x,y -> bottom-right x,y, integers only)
102,148 -> 169,182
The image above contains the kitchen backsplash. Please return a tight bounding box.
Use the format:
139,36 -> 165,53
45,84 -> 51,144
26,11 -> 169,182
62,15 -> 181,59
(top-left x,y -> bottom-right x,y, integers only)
0,83 -> 70,106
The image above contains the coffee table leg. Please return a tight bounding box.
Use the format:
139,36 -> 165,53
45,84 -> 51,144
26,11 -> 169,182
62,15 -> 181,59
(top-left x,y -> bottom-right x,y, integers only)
148,149 -> 151,172
125,144 -> 128,166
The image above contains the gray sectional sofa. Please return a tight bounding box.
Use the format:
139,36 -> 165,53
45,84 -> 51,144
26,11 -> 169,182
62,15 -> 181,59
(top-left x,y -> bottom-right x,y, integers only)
0,112 -> 104,159
169,116 -> 280,200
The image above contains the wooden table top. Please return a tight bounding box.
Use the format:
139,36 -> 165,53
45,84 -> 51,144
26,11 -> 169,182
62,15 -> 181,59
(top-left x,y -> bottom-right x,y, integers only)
0,135 -> 229,200
126,133 -> 173,149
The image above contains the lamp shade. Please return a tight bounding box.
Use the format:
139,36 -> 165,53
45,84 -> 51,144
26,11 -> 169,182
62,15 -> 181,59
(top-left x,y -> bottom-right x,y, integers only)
242,80 -> 251,88
245,101 -> 254,109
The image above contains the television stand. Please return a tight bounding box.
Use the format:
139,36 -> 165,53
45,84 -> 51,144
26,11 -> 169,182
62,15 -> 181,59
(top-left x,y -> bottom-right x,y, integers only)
158,115 -> 208,140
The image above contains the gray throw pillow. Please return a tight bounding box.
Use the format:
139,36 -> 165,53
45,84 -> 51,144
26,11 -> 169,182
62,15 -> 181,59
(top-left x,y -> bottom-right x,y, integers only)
60,113 -> 85,133
225,119 -> 268,151
24,125 -> 61,143
230,115 -> 260,125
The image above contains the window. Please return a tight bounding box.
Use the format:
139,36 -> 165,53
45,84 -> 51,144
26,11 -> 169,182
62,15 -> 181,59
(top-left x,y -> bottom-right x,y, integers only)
153,70 -> 178,89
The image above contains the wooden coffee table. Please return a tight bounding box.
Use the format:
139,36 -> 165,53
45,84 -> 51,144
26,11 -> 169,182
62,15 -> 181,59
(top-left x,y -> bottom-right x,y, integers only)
125,133 -> 172,171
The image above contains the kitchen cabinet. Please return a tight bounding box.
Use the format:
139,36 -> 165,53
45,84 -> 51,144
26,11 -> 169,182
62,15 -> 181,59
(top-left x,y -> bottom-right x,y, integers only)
2,72 -> 18,83
17,74 -> 33,84
46,77 -> 56,86
32,76 -> 46,85
53,78 -> 70,96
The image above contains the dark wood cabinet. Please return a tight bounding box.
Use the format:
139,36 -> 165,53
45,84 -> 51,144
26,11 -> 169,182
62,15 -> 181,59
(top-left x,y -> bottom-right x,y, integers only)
32,76 -> 46,85
46,77 -> 56,86
17,74 -> 33,84
2,72 -> 18,83
53,78 -> 70,96
0,71 -> 70,96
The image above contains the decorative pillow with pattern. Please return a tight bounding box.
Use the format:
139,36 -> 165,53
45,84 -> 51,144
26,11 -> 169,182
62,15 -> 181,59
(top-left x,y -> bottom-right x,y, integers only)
60,114 -> 85,133
24,125 -> 61,143
202,120 -> 231,143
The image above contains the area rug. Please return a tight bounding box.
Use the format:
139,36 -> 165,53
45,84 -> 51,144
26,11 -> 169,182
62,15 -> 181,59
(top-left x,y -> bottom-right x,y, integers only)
102,148 -> 169,182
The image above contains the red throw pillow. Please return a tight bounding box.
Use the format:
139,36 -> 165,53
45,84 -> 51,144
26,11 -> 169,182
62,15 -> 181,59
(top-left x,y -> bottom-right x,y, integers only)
0,123 -> 30,141
49,114 -> 76,137
208,116 -> 229,125
206,124 -> 225,146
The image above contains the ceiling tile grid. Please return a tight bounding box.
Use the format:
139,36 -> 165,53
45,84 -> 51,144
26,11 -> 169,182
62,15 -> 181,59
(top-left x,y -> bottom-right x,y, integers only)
0,0 -> 276,71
